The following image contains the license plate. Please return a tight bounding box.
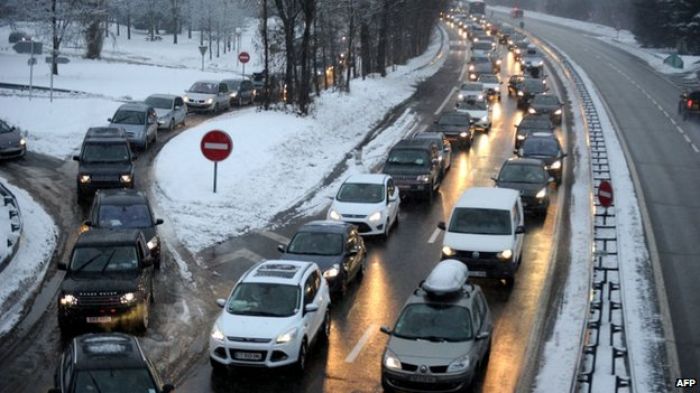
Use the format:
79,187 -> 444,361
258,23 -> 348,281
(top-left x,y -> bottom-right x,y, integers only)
409,375 -> 437,383
233,352 -> 262,361
86,316 -> 112,324
415,185 -> 425,190
470,271 -> 487,277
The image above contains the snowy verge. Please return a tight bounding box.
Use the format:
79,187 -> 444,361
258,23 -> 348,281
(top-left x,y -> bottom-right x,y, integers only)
0,177 -> 57,337
154,27 -> 448,253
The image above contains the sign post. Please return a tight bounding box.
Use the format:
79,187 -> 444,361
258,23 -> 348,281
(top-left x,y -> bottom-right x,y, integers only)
238,51 -> 250,76
200,130 -> 233,193
198,45 -> 208,72
597,180 -> 614,224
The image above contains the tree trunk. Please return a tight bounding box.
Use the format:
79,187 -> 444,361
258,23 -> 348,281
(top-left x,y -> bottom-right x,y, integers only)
208,11 -> 212,60
51,0 -> 59,75
345,1 -> 354,92
127,12 -> 131,40
263,0 -> 271,110
172,0 -> 179,44
216,21 -> 220,57
85,20 -> 104,59
377,0 -> 390,76
360,21 -> 370,78
313,12 -> 320,96
299,0 -> 315,114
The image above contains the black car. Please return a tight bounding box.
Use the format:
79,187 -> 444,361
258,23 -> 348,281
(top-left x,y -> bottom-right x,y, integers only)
528,94 -> 564,124
48,333 -> 174,393
279,221 -> 366,295
507,74 -> 525,97
57,229 -> 156,335
494,158 -> 552,216
516,78 -> 548,109
413,132 -> 452,179
514,114 -> 555,149
498,25 -> 515,44
222,78 -> 256,106
432,111 -> 472,149
85,189 -> 164,269
73,127 -> 136,203
515,132 -> 566,184
679,90 -> 700,120
382,139 -> 441,202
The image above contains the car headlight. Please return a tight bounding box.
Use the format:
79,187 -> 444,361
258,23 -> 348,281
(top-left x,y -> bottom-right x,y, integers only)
458,93 -> 464,100
79,175 -> 91,184
383,349 -> 402,371
508,40 -> 514,45
120,174 -> 132,183
19,138 -> 26,146
536,187 -> 547,199
416,175 -> 431,183
477,95 -> 484,100
496,59 -> 502,65
554,109 -> 562,115
473,37 -> 479,43
211,324 -> 225,341
206,98 -> 214,104
230,92 -> 238,98
329,209 -> 342,221
550,160 -> 562,170
459,131 -> 469,138
515,49 -> 521,54
528,108 -> 536,114
468,65 -> 475,71
517,91 -> 524,96
368,211 -> 382,222
147,236 -> 159,250
497,249 -> 513,261
157,119 -> 165,125
183,96 -> 190,103
276,328 -> 297,344
120,292 -> 137,304
60,294 -> 78,306
447,355 -> 471,373
480,115 -> 488,122
537,60 -> 544,66
517,134 -> 526,140
442,246 -> 456,256
323,264 -> 340,279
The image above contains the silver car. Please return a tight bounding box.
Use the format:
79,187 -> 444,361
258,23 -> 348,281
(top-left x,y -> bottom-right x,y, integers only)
183,80 -> 231,113
108,102 -> 159,151
145,94 -> 187,131
381,260 -> 492,393
0,119 -> 27,159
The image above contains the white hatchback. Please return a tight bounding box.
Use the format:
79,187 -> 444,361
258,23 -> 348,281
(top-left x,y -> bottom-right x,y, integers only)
209,260 -> 331,373
327,174 -> 400,238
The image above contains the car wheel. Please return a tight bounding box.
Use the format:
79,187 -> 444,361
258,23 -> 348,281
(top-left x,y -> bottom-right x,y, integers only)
238,96 -> 243,106
213,103 -> 220,114
382,219 -> 390,240
181,117 -> 186,127
155,254 -> 161,270
58,318 -> 73,341
504,277 -> 515,288
153,129 -> 158,145
320,310 -> 331,343
168,119 -> 174,132
77,191 -> 87,205
295,339 -> 308,374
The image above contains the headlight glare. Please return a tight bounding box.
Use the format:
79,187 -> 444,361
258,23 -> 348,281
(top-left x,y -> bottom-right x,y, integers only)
442,246 -> 456,256
120,292 -> 136,304
211,324 -> 225,341
384,349 -> 402,370
323,264 -> 340,279
554,109 -> 562,115
19,138 -> 26,146
550,160 -> 562,170
528,108 -> 536,114
497,249 -> 513,261
517,91 -> 524,96
368,211 -> 382,222
416,175 -> 431,183
79,175 -> 91,184
459,131 -> 468,138
536,187 -> 547,199
147,236 -> 159,250
276,328 -> 297,344
120,174 -> 132,183
206,98 -> 214,104
60,294 -> 78,306
329,209 -> 342,221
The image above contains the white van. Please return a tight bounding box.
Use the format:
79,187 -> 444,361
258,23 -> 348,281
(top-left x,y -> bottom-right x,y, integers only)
438,187 -> 525,287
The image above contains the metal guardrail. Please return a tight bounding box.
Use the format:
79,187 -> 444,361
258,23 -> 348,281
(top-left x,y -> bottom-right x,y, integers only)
0,182 -> 22,273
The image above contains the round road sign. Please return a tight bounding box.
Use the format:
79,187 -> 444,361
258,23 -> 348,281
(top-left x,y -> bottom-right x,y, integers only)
201,130 -> 233,162
597,180 -> 613,208
238,51 -> 250,64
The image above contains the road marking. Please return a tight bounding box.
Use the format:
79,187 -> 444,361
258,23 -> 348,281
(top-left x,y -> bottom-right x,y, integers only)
676,126 -> 684,134
428,228 -> 442,244
345,324 -> 378,363
259,230 -> 290,244
434,86 -> 457,116
684,134 -> 691,143
210,248 -> 264,267
692,144 -> 699,153
458,63 -> 468,81
670,118 -> 677,126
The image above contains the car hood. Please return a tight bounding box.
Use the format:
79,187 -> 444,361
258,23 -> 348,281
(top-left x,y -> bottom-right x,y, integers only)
388,336 -> 472,366
279,253 -> 343,270
457,108 -> 487,119
444,232 -> 513,252
154,108 -> 172,118
0,132 -> 23,147
186,92 -> 216,100
61,272 -> 140,293
110,123 -> 145,137
496,181 -> 545,196
473,63 -> 491,72
481,82 -> 499,90
216,312 -> 297,340
330,201 -> 385,217
79,161 -> 133,175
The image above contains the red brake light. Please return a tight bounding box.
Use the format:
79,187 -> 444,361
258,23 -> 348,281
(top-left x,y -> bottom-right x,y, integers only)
688,99 -> 694,109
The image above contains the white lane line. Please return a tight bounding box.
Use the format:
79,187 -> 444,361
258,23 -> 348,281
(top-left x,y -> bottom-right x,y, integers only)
434,86 -> 458,116
670,118 -> 677,126
684,134 -> 691,143
676,126 -> 685,134
210,248 -> 264,267
692,144 -> 699,153
259,230 -> 290,244
428,228 -> 442,244
459,62 -> 468,81
345,324 -> 378,363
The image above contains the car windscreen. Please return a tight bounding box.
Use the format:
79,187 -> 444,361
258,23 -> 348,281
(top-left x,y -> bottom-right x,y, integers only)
439,113 -> 469,126
393,303 -> 473,342
522,138 -> 561,156
227,283 -> 300,317
70,246 -> 139,273
461,83 -> 483,92
287,232 -> 343,256
533,95 -> 559,105
98,204 -> 152,228
499,164 -> 546,183
224,80 -> 242,89
111,110 -> 146,125
448,207 -> 512,235
188,82 -> 218,94
81,143 -> 130,163
336,183 -> 386,203
471,57 -> 490,64
0,119 -> 14,133
144,96 -> 172,109
478,75 -> 499,84
472,42 -> 492,51
73,368 -> 157,393
386,149 -> 430,168
459,99 -> 487,110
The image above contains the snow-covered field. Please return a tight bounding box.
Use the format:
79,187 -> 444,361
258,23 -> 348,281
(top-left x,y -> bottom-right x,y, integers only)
155,28 -> 448,252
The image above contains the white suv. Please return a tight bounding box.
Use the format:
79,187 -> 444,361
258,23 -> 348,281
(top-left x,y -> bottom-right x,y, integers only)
209,260 -> 331,373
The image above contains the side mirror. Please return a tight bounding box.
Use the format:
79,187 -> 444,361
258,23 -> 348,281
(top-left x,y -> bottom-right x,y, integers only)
455,102 -> 461,108
476,331 -> 490,340
490,176 -> 498,182
155,218 -> 164,225
437,221 -> 446,231
72,155 -> 80,162
57,261 -> 67,271
380,325 -> 392,335
348,247 -> 359,256
162,384 -> 175,393
515,225 -> 525,234
304,303 -> 319,313
277,244 -> 286,253
216,298 -> 226,308
561,152 -> 568,158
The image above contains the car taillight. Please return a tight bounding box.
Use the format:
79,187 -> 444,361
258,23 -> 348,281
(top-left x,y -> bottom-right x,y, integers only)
688,99 -> 694,109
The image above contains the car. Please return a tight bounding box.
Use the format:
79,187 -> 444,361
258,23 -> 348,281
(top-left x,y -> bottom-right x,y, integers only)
380,260 -> 492,393
493,158 -> 553,216
515,132 -> 567,184
511,40 -> 530,61
456,97 -> 492,132
458,82 -> 485,101
8,31 -> 31,43
431,111 -> 472,149
144,94 -> 187,131
679,90 -> 700,120
438,187 -> 525,287
108,102 -> 159,150
0,119 -> 27,159
382,140 -> 441,203
514,114 -> 555,149
48,333 -> 174,393
467,56 -> 493,81
222,78 -> 256,106
84,189 -> 164,269
498,25 -> 515,44
327,174 -> 400,236
520,45 -> 545,70
507,74 -> 525,97
183,80 -> 232,113
209,260 -> 331,373
516,78 -> 548,109
470,41 -> 495,57
477,74 -> 501,102
413,132 -> 452,177
278,221 -> 366,296
528,94 -> 563,124
57,229 -> 157,335
73,127 -> 136,203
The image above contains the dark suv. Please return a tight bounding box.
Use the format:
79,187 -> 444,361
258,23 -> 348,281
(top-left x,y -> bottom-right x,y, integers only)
48,333 -> 174,393
679,90 -> 700,120
73,127 -> 136,203
57,229 -> 156,335
85,189 -> 164,269
382,139 -> 441,202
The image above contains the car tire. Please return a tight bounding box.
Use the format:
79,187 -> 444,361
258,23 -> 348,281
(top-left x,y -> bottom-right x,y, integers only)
295,339 -> 308,375
168,119 -> 174,132
181,117 -> 186,127
58,318 -> 73,341
155,254 -> 161,270
77,192 -> 86,205
320,310 -> 331,343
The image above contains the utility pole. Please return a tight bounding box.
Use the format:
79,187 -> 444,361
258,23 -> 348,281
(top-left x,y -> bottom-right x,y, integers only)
263,0 -> 270,110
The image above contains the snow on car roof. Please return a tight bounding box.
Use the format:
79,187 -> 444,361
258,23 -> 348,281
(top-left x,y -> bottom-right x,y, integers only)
455,187 -> 519,210
246,260 -> 312,284
422,260 -> 469,295
345,173 -> 387,185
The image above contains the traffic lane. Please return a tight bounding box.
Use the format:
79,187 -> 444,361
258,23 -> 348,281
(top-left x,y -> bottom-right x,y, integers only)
524,19 -> 700,383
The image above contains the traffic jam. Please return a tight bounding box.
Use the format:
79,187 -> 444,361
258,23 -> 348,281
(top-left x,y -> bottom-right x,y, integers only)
7,3 -> 577,393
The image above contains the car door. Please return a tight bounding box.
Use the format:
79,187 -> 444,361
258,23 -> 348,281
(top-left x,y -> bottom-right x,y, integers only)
474,291 -> 491,357
218,83 -> 230,109
174,97 -> 186,124
345,233 -> 359,279
302,271 -> 323,338
386,178 -> 399,222
513,202 -> 524,261
146,109 -> 158,141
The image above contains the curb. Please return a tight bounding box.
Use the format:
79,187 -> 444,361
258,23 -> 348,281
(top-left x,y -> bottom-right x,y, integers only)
0,183 -> 22,274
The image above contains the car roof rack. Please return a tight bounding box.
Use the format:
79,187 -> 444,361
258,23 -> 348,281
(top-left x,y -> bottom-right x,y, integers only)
420,260 -> 471,298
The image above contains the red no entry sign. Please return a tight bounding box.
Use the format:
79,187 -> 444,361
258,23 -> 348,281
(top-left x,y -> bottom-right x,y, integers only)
201,130 -> 233,162
238,51 -> 250,64
597,180 -> 613,208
